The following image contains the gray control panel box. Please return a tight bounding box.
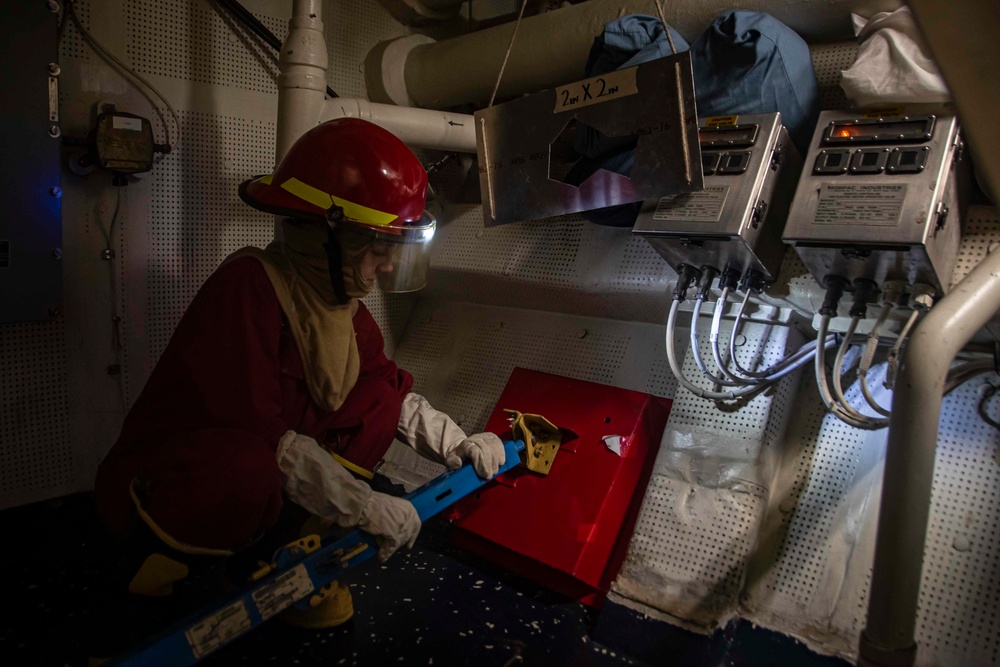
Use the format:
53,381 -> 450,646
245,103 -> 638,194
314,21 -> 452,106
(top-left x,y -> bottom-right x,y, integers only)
632,112 -> 800,281
782,111 -> 967,294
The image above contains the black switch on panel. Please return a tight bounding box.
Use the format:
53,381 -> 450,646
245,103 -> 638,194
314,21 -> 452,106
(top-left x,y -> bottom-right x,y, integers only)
849,148 -> 889,174
718,151 -> 750,175
814,149 -> 851,174
887,146 -> 930,174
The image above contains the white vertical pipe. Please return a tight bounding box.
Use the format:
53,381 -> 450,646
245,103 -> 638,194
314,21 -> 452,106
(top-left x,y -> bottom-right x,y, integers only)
858,249 -> 1000,667
276,0 -> 327,163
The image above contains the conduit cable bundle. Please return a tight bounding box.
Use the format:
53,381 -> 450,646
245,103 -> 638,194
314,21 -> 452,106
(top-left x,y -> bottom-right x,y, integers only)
665,266 -> 833,403
665,269 -> 993,427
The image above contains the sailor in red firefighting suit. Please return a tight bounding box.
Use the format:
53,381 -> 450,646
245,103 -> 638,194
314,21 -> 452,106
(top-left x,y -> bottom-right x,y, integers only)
93,118 -> 505,626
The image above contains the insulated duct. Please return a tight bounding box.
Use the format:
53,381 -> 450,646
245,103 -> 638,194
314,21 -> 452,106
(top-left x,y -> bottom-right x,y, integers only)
366,0 -> 903,109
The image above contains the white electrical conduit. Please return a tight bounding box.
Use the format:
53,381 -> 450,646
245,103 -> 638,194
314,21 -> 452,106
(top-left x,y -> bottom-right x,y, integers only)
667,299 -> 827,401
858,303 -> 894,416
831,316 -> 888,423
691,297 -> 741,387
319,98 -> 476,152
815,315 -> 890,430
727,290 -> 782,380
861,248 -> 1000,667
943,359 -> 995,393
710,290 -> 795,385
709,288 -> 753,385
884,308 -> 922,390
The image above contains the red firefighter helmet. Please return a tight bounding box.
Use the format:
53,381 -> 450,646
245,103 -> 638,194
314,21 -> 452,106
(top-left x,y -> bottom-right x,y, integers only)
239,118 -> 435,292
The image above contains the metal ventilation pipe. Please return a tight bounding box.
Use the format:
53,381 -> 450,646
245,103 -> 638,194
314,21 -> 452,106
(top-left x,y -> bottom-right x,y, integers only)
365,0 -> 902,109
859,248 -> 1000,667
276,1 -> 476,158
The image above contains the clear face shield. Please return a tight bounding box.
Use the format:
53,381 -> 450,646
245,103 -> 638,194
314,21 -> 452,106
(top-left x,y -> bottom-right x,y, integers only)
335,216 -> 436,295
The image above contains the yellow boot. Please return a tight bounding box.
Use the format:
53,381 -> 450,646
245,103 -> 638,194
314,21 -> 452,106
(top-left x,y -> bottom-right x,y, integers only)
280,579 -> 354,628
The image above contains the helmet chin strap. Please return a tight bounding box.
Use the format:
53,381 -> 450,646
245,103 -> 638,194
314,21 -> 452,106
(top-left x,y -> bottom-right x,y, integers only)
323,206 -> 351,305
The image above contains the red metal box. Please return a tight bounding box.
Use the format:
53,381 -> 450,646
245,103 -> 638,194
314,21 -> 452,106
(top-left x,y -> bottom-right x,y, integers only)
447,368 -> 671,607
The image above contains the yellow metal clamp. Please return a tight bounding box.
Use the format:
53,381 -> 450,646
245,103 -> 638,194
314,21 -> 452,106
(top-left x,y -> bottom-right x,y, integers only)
505,409 -> 563,476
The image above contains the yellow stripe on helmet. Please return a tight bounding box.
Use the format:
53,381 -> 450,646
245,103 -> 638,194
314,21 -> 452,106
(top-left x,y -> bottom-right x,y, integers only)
279,177 -> 398,226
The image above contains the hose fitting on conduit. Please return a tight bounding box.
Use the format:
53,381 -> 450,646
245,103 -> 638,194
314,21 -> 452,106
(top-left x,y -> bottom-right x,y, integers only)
909,282 -> 936,312
881,280 -> 906,308
673,264 -> 701,301
696,266 -> 719,301
850,279 -> 878,318
719,266 -> 741,292
820,275 -> 849,316
740,268 -> 767,294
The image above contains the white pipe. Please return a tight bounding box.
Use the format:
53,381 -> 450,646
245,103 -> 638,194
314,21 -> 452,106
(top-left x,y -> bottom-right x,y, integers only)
859,248 -> 1000,667
319,98 -> 476,152
366,0 -> 902,109
276,0 -> 327,162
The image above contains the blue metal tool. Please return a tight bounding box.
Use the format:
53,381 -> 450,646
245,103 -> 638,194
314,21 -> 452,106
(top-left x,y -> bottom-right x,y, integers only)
110,439 -> 525,667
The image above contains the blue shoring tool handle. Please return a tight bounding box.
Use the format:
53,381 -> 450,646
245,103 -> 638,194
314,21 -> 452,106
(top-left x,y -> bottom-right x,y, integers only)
110,439 -> 525,667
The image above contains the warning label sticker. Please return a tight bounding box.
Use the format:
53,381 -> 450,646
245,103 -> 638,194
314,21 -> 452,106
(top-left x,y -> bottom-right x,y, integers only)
653,186 -> 729,222
112,115 -> 143,132
815,184 -> 907,226
252,564 -> 316,621
185,600 -> 251,659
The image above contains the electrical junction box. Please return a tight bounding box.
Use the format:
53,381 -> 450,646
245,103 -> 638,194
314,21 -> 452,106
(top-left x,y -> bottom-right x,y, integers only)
94,111 -> 155,174
631,112 -> 801,282
447,368 -> 671,608
782,110 -> 968,294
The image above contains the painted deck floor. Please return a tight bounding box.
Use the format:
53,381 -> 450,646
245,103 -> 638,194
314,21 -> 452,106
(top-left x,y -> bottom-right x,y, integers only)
0,495 -> 849,667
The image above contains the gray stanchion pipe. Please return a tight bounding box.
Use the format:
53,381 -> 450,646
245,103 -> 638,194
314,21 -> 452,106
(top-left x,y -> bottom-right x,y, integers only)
859,249 -> 1000,667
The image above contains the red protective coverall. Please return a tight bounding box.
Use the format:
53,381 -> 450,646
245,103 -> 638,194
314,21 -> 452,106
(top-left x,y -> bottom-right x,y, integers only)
94,257 -> 413,550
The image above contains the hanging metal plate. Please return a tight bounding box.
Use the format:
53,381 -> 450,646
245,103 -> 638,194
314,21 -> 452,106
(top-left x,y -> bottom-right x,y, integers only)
474,52 -> 701,227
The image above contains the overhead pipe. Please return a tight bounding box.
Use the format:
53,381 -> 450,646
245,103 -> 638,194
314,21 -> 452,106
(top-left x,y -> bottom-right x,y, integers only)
319,98 -> 475,152
276,2 -> 476,161
365,0 -> 903,109
859,248 -> 1000,667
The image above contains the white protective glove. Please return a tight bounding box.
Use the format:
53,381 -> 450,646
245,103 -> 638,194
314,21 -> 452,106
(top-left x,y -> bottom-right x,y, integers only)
277,431 -> 421,561
397,394 -> 506,479
358,493 -> 420,562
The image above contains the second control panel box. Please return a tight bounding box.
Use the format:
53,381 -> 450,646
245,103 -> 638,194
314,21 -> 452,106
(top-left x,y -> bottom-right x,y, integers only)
632,112 -> 800,282
782,110 -> 968,294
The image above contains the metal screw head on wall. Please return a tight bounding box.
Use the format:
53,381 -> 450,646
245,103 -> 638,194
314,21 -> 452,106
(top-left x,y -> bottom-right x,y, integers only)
52,248 -> 62,259
46,0 -> 60,13
48,125 -> 61,138
48,63 -> 60,76
49,186 -> 62,198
